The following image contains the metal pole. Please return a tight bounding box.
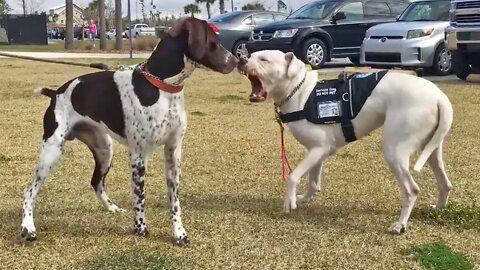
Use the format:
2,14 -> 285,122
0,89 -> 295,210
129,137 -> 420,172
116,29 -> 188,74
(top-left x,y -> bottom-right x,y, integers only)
128,0 -> 133,58
231,0 -> 233,12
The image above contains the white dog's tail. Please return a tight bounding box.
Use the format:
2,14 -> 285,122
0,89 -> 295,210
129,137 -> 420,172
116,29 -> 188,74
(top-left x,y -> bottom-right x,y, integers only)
413,96 -> 453,172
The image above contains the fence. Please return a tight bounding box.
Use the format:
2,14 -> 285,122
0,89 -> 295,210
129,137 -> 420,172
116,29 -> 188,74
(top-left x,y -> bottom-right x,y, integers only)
0,14 -> 47,45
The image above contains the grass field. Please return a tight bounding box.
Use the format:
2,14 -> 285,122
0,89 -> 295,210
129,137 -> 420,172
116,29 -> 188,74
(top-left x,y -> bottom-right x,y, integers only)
0,58 -> 479,270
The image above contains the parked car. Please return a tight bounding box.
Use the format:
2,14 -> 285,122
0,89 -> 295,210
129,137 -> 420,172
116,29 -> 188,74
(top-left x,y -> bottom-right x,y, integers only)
360,0 -> 452,75
446,0 -> 480,80
106,29 -> 116,40
207,10 -> 288,59
247,0 -> 410,69
123,24 -> 156,38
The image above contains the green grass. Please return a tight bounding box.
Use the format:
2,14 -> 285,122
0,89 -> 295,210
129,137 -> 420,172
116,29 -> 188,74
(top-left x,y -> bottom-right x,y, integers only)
416,203 -> 480,230
0,59 -> 480,269
405,242 -> 474,270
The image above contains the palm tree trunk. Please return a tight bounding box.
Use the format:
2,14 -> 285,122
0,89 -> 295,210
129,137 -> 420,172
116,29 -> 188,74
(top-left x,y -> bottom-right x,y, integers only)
64,0 -> 74,49
219,0 -> 225,14
99,0 -> 107,50
206,2 -> 211,19
115,0 -> 122,50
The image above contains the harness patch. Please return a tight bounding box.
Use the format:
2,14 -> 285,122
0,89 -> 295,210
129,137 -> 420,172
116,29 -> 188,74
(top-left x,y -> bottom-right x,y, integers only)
280,71 -> 388,142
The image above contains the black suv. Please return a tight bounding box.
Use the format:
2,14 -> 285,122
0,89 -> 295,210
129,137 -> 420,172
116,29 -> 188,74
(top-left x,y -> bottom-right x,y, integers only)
247,0 -> 410,69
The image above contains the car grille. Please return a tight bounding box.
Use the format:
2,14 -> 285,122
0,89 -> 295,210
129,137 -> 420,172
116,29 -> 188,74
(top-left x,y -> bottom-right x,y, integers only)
457,31 -> 480,40
251,31 -> 274,41
456,13 -> 480,24
456,1 -> 480,9
365,52 -> 401,63
369,35 -> 403,40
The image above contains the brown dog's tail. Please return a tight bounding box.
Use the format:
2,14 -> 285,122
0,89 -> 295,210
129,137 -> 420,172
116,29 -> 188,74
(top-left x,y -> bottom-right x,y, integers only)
33,87 -> 57,98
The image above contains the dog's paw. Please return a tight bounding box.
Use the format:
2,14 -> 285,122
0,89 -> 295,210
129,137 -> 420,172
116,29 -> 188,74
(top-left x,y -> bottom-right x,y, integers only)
20,226 -> 37,242
132,227 -> 150,237
296,194 -> 310,204
107,204 -> 127,213
388,222 -> 406,235
429,204 -> 445,211
175,235 -> 190,246
283,197 -> 297,213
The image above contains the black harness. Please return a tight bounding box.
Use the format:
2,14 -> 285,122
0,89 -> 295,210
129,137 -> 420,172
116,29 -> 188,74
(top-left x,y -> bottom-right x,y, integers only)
279,71 -> 388,143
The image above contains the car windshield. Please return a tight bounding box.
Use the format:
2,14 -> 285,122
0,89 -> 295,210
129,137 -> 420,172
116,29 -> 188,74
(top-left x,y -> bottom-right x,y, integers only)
209,12 -> 242,22
287,0 -> 339,20
398,0 -> 450,22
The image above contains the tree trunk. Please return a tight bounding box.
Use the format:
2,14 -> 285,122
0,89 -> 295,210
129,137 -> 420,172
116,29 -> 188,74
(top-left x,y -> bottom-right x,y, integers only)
99,0 -> 107,50
64,0 -> 74,49
115,0 -> 122,50
219,0 -> 225,14
206,2 -> 211,19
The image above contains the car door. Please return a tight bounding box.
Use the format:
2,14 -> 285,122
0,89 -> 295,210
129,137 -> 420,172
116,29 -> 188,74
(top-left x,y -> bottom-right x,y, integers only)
324,1 -> 370,56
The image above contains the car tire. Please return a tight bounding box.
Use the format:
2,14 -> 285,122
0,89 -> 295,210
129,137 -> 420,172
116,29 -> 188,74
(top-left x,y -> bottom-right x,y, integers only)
430,44 -> 452,76
302,38 -> 327,69
232,40 -> 249,59
348,56 -> 361,66
451,50 -> 471,80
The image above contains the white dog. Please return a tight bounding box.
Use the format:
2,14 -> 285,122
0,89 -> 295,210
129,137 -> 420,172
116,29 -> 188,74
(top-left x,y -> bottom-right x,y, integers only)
238,50 -> 453,234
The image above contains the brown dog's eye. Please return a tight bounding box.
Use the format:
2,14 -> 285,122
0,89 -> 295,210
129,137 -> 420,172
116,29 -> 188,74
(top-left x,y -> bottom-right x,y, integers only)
209,42 -> 217,51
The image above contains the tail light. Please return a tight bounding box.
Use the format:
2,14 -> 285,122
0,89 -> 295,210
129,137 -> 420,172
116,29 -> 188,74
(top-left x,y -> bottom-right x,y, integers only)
208,23 -> 220,35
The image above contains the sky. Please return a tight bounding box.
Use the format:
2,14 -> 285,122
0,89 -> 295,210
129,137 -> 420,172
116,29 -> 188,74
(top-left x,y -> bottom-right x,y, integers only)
6,0 -> 312,20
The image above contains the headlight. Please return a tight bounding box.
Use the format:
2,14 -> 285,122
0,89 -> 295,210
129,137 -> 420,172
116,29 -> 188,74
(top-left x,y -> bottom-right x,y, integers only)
273,29 -> 298,38
451,2 -> 456,10
407,28 -> 434,39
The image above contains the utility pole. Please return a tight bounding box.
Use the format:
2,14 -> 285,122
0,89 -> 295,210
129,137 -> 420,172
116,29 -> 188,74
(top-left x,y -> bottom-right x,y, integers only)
231,0 -> 233,12
22,0 -> 26,15
128,0 -> 133,58
99,0 -> 107,50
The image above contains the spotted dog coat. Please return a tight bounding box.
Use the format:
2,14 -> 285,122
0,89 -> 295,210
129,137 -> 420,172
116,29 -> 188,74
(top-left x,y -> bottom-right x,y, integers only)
20,17 -> 238,245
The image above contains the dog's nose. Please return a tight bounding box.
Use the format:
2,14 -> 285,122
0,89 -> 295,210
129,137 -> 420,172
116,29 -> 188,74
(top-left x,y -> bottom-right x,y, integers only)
237,56 -> 248,72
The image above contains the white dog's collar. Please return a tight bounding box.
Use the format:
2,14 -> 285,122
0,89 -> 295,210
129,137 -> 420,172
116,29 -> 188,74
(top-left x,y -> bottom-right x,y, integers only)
275,72 -> 307,108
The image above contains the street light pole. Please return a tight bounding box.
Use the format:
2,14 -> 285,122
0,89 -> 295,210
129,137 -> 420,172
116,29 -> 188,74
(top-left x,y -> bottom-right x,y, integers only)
231,0 -> 234,11
127,0 -> 133,58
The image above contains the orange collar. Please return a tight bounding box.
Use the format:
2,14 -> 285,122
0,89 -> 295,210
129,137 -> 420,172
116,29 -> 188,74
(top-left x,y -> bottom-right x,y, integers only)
141,65 -> 184,94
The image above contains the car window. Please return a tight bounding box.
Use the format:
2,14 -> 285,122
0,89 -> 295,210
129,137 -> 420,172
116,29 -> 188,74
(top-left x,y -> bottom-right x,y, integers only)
365,2 -> 391,16
274,14 -> 288,21
337,2 -> 364,21
399,0 -> 450,21
242,15 -> 253,25
288,1 -> 339,20
253,13 -> 275,26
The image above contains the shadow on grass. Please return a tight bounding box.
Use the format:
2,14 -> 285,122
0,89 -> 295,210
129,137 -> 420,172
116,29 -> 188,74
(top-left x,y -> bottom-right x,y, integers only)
411,202 -> 480,231
214,95 -> 244,103
402,242 -> 474,270
80,248 -> 179,270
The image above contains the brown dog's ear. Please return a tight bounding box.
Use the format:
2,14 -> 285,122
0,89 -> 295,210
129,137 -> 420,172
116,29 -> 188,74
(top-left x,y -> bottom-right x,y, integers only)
168,17 -> 207,60
285,52 -> 300,78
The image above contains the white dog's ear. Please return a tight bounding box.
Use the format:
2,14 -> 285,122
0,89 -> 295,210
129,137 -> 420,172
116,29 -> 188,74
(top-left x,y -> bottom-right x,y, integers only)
285,52 -> 301,78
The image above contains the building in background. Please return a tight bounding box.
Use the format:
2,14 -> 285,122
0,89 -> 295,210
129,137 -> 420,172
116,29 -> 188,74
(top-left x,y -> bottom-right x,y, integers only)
47,3 -> 84,28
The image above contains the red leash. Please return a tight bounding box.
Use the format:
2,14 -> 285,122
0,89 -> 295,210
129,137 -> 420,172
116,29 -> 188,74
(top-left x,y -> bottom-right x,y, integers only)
275,107 -> 292,182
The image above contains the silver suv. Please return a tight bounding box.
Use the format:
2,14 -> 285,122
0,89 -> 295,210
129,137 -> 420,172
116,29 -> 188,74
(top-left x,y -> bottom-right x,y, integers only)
445,0 -> 480,80
360,0 -> 452,75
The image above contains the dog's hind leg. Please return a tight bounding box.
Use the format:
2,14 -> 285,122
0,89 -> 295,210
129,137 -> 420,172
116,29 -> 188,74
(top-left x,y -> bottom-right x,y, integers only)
284,147 -> 332,213
164,140 -> 190,246
382,137 -> 420,235
297,161 -> 324,204
73,124 -> 125,213
21,102 -> 67,241
427,144 -> 452,210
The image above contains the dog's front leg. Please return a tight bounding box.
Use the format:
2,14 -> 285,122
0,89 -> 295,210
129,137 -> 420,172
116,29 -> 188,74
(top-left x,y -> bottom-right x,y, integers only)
130,152 -> 149,236
284,147 -> 332,213
164,141 -> 189,246
297,161 -> 324,204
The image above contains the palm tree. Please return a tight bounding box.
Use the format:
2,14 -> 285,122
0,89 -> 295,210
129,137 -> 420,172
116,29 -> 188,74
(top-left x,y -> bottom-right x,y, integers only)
65,0 -> 74,49
99,0 -> 107,50
195,0 -> 216,19
115,0 -> 122,50
184,3 -> 201,17
219,0 -> 225,14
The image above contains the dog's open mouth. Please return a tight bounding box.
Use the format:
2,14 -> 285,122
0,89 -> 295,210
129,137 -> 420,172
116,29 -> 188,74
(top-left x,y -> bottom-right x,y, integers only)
247,74 -> 267,102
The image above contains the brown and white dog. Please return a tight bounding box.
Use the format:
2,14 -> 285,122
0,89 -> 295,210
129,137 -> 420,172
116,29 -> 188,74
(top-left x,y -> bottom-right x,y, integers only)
238,50 -> 453,234
21,17 -> 238,245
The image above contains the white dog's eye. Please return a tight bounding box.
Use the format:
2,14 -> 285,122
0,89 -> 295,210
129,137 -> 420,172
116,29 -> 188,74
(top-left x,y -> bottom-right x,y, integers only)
259,57 -> 268,62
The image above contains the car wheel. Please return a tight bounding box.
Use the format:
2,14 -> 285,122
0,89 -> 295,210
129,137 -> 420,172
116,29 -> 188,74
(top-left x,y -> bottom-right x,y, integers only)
348,56 -> 361,66
233,40 -> 249,59
430,44 -> 452,76
302,38 -> 327,69
451,50 -> 471,80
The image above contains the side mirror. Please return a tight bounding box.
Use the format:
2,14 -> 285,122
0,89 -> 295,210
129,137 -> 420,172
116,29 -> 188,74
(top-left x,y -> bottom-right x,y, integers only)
331,11 -> 346,23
